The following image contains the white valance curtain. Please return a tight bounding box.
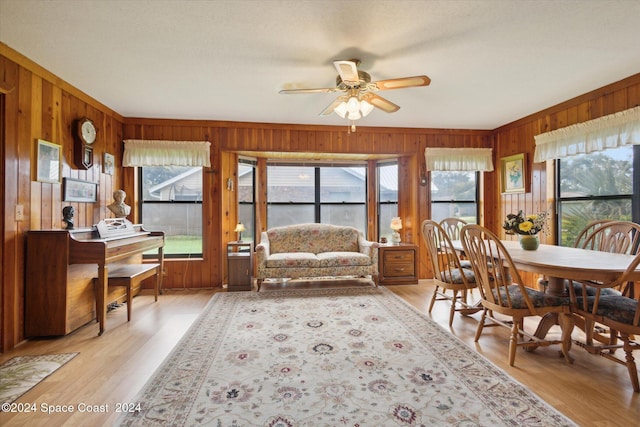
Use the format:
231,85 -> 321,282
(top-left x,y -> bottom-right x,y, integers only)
533,106 -> 640,163
123,140 -> 211,167
424,147 -> 494,171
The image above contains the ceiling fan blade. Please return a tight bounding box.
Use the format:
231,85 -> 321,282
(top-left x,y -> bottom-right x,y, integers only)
279,87 -> 340,94
333,60 -> 360,84
373,75 -> 431,91
319,97 -> 344,116
361,93 -> 400,113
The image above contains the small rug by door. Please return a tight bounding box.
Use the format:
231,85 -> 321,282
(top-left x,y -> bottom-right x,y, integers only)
118,287 -> 576,426
0,353 -> 78,405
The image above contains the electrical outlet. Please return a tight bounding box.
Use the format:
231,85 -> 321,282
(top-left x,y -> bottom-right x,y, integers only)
15,204 -> 24,221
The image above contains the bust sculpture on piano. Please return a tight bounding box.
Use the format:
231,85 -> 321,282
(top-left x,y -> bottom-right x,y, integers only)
62,205 -> 74,229
108,189 -> 131,218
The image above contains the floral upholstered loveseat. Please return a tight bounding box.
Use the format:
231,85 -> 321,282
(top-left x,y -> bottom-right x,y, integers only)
255,223 -> 379,290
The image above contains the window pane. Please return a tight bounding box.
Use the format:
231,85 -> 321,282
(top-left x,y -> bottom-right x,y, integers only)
560,146 -> 632,197
142,166 -> 203,201
266,165 -> 368,235
378,163 -> 398,239
320,204 -> 366,228
267,166 -> 315,202
142,202 -> 202,254
559,199 -> 632,246
431,171 -> 478,223
141,166 -> 203,256
431,171 -> 476,201
320,167 -> 365,202
238,162 -> 255,243
238,164 -> 254,203
431,203 -> 478,224
267,204 -> 315,228
379,203 -> 398,242
558,146 -> 634,247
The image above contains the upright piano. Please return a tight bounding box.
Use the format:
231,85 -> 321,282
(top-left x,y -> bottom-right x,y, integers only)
25,224 -> 164,337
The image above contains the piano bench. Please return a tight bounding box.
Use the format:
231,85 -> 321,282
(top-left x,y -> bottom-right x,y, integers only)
94,263 -> 160,322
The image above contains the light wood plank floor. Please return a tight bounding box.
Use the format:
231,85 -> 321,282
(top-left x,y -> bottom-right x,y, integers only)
0,281 -> 638,426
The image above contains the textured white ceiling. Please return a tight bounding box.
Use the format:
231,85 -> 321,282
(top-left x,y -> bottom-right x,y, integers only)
1,0 -> 639,130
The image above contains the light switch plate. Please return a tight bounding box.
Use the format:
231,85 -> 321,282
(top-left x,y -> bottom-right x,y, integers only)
15,204 -> 24,221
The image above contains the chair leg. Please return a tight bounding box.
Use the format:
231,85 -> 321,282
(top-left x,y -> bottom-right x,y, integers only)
584,318 -> 595,347
474,309 -> 487,342
428,285 -> 440,313
621,334 -> 640,392
509,320 -> 520,366
126,283 -> 132,322
448,290 -> 459,327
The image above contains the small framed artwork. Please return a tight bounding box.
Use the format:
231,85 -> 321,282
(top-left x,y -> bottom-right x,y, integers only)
36,139 -> 61,183
63,178 -> 98,203
500,153 -> 526,194
103,152 -> 115,175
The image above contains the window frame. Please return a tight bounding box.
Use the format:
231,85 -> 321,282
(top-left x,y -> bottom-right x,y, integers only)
265,163 -> 369,236
138,166 -> 204,259
555,145 -> 639,246
429,170 -> 480,224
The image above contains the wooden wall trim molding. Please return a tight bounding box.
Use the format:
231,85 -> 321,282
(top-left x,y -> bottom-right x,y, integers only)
495,72 -> 640,132
123,116 -> 494,136
0,43 -> 124,121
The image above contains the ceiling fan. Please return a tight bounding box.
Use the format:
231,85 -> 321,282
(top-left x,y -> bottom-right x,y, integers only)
280,59 -> 430,131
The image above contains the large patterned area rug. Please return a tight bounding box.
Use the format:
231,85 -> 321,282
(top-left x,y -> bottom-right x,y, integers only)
118,287 -> 576,426
0,353 -> 78,406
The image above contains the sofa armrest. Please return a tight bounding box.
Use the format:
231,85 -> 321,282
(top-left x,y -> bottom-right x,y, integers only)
358,237 -> 380,264
255,231 -> 271,266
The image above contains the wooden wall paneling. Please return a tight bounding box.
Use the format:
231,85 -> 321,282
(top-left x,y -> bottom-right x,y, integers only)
2,59 -> 20,351
256,157 -> 267,236
207,138 -> 223,289
629,83 -> 640,106
221,151 -> 236,286
311,129 -> 328,153
366,159 -> 378,241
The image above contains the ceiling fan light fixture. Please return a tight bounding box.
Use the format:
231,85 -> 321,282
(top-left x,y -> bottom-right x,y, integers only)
346,96 -> 360,114
360,99 -> 374,117
347,110 -> 361,120
334,101 -> 348,118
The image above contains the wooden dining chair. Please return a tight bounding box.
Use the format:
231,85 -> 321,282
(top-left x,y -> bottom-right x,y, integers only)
569,220 -> 640,349
569,250 -> 640,392
573,219 -> 613,249
439,217 -> 468,241
460,224 -> 574,366
421,220 -> 478,326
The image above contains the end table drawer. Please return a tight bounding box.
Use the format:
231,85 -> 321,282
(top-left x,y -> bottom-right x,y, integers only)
383,260 -> 415,277
378,244 -> 418,285
383,250 -> 414,263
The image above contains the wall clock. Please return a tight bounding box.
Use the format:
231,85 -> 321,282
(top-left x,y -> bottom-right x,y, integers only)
73,117 -> 96,169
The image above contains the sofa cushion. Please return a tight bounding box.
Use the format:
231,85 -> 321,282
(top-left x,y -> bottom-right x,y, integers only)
267,224 -> 360,254
317,251 -> 371,267
265,252 -> 320,268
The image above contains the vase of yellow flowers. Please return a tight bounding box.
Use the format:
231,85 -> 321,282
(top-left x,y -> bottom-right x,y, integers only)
502,210 -> 549,250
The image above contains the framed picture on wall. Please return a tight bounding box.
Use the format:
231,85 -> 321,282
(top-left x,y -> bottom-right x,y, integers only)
63,178 -> 98,203
500,153 -> 526,194
103,152 -> 115,175
36,139 -> 61,183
